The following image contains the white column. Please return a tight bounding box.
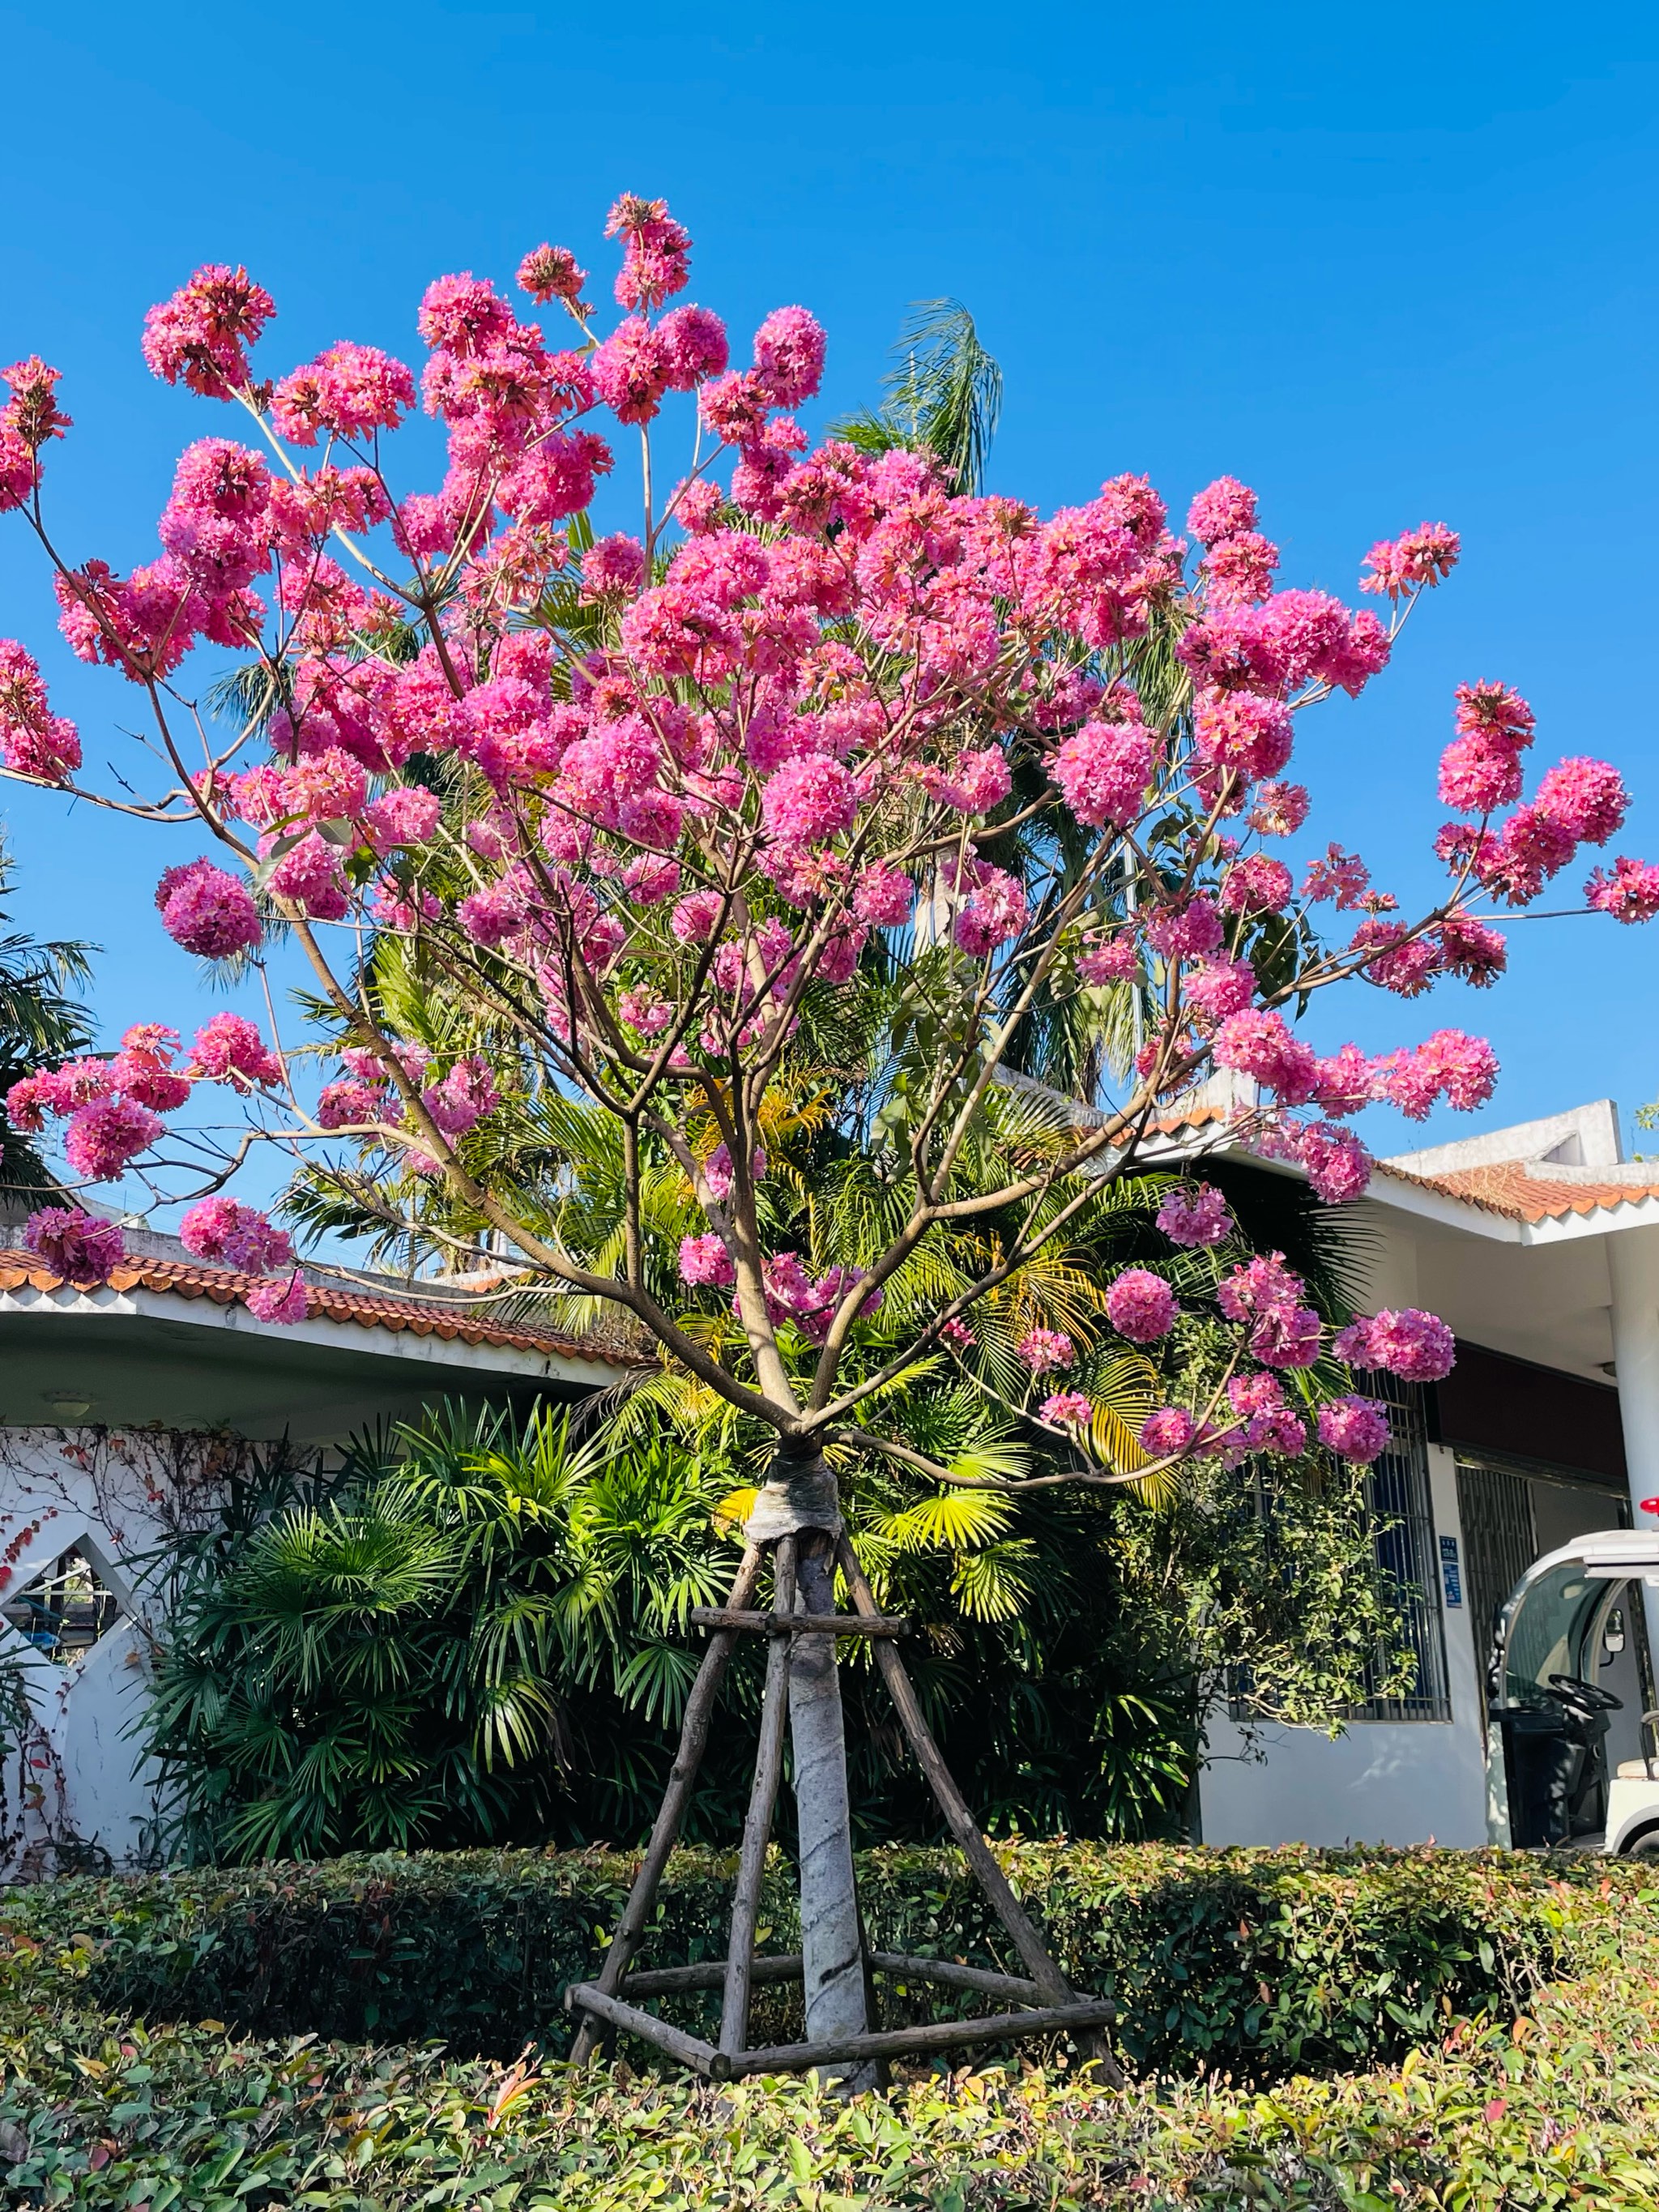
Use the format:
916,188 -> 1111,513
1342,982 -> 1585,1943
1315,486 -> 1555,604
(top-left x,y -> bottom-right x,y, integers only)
1608,1223 -> 1659,1659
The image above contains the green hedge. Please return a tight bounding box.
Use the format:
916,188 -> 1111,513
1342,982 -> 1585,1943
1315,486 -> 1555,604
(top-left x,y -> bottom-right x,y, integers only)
2,1842 -> 1649,2079
2,1868 -> 1657,2210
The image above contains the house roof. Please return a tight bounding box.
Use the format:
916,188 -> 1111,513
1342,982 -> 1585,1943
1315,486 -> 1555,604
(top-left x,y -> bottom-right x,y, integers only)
1372,1159 -> 1659,1226
0,1245 -> 642,1366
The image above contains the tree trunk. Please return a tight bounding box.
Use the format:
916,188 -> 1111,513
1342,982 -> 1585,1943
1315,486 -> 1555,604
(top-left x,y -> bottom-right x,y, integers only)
789,1531 -> 874,2085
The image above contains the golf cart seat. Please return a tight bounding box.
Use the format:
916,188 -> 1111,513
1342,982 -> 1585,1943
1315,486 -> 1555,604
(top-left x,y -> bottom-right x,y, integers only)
1617,1759 -> 1658,1780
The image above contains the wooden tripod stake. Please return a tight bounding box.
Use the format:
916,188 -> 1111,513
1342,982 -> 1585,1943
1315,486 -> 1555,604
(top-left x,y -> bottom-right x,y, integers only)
567,1450 -> 1122,2086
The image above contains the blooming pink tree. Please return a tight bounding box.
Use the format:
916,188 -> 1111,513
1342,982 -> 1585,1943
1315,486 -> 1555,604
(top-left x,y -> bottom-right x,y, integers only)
0,196 -> 1653,2046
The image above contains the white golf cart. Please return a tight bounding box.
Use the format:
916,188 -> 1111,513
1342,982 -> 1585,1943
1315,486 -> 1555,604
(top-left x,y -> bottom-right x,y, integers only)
1486,1530 -> 1659,1857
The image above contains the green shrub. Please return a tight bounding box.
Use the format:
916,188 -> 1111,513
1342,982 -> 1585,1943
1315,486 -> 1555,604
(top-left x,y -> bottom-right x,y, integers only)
2,1866 -> 1657,2209
2,1842 -> 1648,2080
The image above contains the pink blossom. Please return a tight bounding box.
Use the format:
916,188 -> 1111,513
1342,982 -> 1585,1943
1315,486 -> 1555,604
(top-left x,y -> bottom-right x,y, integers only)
927,745 -> 1013,816
1077,937 -> 1139,987
752,306 -> 826,407
591,317 -> 671,426
1316,1395 -> 1391,1463
1193,691 -> 1293,784
245,1270 -> 309,1325
1146,899 -> 1224,963
1533,758 -> 1628,845
1361,522 -> 1460,599
1217,1250 -> 1306,1326
63,1095 -> 164,1181
156,859 -> 262,958
421,1057 -> 499,1138
180,1196 -> 293,1273
1249,1301 -> 1323,1370
364,785 -> 442,850
1157,1183 -> 1234,1247
1184,957 -> 1256,1023
1348,918 -> 1443,997
1052,720 -> 1156,828
1220,854 -> 1293,915
702,1142 -> 766,1203
518,244 -> 588,305
22,1206 -> 125,1288
581,534 -> 647,601
1016,1326 -> 1074,1374
1107,1267 -> 1178,1343
271,343 -> 415,444
940,1317 -> 977,1352
288,747 -> 367,822
1301,845 -> 1371,910
953,864 -> 1029,956
680,1233 -> 736,1287
317,1078 -> 384,1129
143,264 -> 275,397
1337,1308 -> 1456,1382
1213,1010 -> 1319,1105
1040,1390 -> 1093,1425
1311,1044 -> 1380,1119
1380,1029 -> 1499,1120
1248,781 -> 1310,838
0,641 -> 81,783
417,272 -> 516,358
672,890 -> 727,943
1140,1406 -> 1197,1456
658,305 -> 729,390
1439,731 -> 1525,814
1186,476 -> 1257,546
267,831 -> 348,920
1295,1121 -> 1372,1203
853,863 -> 914,928
1586,856 -> 1659,923
1203,532 -> 1278,605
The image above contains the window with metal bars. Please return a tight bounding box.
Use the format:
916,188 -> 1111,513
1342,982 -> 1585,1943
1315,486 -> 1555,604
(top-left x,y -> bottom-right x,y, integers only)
1228,1373 -> 1452,1724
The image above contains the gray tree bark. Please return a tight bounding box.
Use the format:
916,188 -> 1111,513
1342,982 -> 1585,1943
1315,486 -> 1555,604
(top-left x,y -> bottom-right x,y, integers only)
788,1531 -> 876,2086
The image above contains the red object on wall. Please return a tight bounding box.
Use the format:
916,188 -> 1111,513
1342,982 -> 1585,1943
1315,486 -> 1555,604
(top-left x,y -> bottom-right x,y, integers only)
1640,1497 -> 1659,1516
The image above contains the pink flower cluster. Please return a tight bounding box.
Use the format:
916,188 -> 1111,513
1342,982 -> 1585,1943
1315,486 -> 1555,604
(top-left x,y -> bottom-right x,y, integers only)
1156,1183 -> 1234,1247
1316,1395 -> 1392,1463
1105,1267 -> 1179,1343
1039,1390 -> 1093,1426
1016,1327 -> 1074,1375
22,1206 -> 125,1288
1334,1308 -> 1456,1383
1217,1252 -> 1322,1371
179,1196 -> 294,1273
0,641 -> 79,782
739,1251 -> 882,1342
1361,523 -> 1461,600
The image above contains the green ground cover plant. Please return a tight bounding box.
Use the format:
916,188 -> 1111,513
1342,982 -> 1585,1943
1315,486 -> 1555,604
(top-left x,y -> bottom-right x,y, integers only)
1,1847 -> 1656,2209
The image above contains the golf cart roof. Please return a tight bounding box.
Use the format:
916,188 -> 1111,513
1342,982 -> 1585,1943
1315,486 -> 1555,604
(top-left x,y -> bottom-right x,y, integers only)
1530,1530 -> 1659,1578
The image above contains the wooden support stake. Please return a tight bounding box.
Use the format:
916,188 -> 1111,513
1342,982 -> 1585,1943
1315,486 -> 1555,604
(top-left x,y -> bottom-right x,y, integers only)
689,1607 -> 909,1637
727,1996 -> 1119,2081
868,1950 -> 1056,2005
835,1535 -> 1127,2090
564,1984 -> 719,2075
623,1954 -> 802,1998
569,1541 -> 763,2065
719,1536 -> 797,2059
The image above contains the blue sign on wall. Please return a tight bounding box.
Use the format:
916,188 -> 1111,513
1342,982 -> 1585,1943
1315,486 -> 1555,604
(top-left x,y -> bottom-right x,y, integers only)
1439,1534 -> 1463,1608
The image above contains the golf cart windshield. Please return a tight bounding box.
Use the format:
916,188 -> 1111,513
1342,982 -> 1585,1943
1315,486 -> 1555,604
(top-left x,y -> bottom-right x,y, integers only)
1501,1561 -> 1614,1709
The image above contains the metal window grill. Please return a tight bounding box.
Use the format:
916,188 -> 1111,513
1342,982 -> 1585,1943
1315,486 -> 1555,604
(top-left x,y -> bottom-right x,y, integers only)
1347,1373 -> 1452,1722
1228,1373 -> 1452,1725
0,1545 -> 124,1664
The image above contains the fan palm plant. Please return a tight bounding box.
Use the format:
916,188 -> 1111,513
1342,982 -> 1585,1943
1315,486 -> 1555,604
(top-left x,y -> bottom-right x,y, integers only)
0,836 -> 96,1203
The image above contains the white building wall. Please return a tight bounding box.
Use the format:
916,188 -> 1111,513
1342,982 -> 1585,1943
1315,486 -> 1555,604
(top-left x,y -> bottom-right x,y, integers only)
1,1426 -> 214,1873
1198,1441 -> 1490,1848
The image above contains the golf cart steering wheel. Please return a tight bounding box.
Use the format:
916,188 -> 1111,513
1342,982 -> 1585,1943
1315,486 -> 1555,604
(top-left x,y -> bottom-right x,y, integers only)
1545,1672 -> 1623,1713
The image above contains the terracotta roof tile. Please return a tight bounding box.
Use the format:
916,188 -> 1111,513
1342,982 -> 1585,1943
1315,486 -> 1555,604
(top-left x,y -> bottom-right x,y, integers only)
0,1247 -> 643,1366
1374,1159 -> 1659,1224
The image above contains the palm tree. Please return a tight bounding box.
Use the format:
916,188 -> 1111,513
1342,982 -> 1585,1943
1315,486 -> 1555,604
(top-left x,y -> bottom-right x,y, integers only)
832,298 -> 1004,496
0,837 -> 96,1205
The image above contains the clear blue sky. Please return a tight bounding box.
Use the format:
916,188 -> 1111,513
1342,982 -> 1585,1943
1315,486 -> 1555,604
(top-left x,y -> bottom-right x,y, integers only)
0,0 -> 1653,1176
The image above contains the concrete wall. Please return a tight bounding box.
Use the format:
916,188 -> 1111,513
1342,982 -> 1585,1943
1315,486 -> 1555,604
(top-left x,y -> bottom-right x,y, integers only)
1199,1444 -> 1491,1847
